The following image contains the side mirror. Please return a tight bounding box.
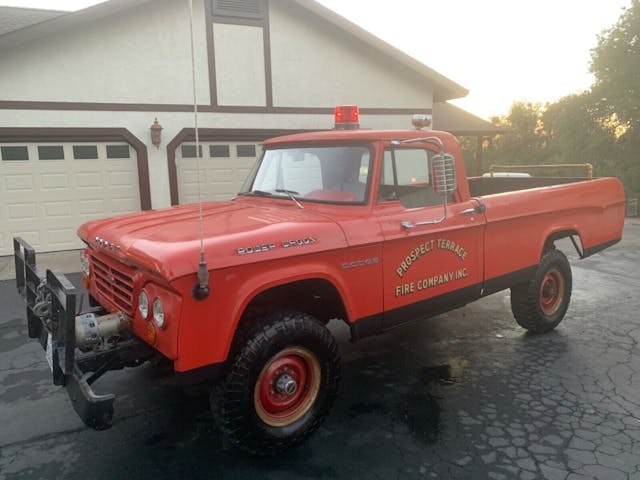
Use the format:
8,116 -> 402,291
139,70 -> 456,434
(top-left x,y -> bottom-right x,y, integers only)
432,153 -> 457,196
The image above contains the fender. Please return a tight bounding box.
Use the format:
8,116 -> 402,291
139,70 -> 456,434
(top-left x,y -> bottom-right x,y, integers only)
538,224 -> 583,258
224,262 -> 356,353
222,245 -> 385,343
171,249 -> 383,371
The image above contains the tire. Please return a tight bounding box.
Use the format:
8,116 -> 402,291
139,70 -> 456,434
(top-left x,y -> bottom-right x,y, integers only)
510,249 -> 572,334
212,311 -> 341,455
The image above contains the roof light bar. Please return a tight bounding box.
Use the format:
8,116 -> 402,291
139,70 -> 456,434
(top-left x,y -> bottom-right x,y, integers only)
334,105 -> 360,130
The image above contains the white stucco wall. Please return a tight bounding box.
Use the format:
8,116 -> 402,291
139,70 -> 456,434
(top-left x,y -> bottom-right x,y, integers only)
268,2 -> 433,109
213,23 -> 267,106
0,0 -> 209,104
0,0 -> 440,212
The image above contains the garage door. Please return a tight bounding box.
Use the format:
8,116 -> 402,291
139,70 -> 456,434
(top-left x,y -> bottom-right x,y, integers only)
176,141 -> 261,204
0,142 -> 140,255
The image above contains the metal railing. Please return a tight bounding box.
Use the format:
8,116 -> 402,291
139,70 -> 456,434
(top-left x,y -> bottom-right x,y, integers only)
488,163 -> 594,179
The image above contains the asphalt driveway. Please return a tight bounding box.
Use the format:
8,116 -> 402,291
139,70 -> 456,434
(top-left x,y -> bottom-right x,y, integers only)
1,222 -> 639,480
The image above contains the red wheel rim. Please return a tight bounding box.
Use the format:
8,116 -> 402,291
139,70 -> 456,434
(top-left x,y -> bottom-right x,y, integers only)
539,268 -> 565,316
254,347 -> 321,427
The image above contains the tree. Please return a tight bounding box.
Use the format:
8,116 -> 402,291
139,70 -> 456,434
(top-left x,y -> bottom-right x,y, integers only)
590,0 -> 640,198
590,0 -> 640,131
482,3 -> 640,200
485,102 -> 546,167
542,93 -> 616,171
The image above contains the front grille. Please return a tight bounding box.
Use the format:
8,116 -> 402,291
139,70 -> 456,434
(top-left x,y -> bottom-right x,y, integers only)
89,252 -> 135,315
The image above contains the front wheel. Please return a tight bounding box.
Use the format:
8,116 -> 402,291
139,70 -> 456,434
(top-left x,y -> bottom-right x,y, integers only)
212,311 -> 340,455
510,249 -> 572,333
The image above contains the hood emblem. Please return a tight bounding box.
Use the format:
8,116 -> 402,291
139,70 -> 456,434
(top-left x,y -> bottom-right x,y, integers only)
236,237 -> 317,255
94,236 -> 121,251
237,243 -> 276,256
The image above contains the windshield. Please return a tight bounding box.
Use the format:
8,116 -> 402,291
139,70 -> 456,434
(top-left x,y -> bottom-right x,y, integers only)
240,146 -> 371,204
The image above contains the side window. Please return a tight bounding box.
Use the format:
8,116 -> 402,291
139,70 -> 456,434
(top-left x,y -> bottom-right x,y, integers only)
379,148 -> 442,208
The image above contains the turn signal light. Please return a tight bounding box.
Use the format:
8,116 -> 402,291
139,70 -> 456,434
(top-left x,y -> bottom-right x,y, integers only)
80,252 -> 91,289
334,105 -> 359,130
146,321 -> 157,345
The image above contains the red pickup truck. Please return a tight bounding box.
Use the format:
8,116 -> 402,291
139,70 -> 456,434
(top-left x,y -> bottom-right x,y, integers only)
14,107 -> 625,455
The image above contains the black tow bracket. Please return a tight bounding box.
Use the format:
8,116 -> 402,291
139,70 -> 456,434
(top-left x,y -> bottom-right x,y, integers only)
13,237 -> 153,430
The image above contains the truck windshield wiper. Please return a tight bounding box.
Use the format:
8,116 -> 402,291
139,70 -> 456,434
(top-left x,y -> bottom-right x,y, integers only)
241,190 -> 273,197
275,189 -> 304,209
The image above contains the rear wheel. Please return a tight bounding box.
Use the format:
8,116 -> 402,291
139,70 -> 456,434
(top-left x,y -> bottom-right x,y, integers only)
510,249 -> 572,333
212,311 -> 340,455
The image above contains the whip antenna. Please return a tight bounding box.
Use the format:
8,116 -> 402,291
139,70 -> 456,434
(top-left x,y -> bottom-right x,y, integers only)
189,0 -> 210,300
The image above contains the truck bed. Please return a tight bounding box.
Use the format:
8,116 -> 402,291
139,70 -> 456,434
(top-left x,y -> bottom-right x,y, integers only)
468,176 -> 588,197
471,176 -> 625,295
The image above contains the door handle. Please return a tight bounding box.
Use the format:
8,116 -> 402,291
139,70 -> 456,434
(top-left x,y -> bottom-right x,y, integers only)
459,204 -> 486,216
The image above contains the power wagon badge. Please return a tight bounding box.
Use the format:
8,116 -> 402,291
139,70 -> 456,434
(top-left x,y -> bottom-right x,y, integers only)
236,237 -> 317,255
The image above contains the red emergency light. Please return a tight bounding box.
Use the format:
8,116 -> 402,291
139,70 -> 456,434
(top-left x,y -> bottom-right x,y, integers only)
334,105 -> 359,130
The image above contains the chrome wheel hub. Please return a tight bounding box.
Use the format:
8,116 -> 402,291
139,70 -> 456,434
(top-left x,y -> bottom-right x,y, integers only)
276,374 -> 298,395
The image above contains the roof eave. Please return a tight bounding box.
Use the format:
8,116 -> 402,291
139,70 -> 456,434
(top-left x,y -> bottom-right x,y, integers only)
432,102 -> 505,136
433,85 -> 469,103
0,0 -> 470,103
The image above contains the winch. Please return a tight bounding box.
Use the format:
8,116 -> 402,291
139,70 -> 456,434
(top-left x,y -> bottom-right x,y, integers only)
75,311 -> 131,351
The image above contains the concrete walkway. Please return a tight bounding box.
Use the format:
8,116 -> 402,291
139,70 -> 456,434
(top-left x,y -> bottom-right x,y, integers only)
0,249 -> 82,281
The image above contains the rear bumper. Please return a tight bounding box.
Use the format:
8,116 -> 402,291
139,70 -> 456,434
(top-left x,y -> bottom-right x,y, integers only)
13,237 -> 154,430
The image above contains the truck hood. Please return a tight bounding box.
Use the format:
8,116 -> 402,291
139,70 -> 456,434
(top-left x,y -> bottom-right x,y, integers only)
78,200 -> 347,280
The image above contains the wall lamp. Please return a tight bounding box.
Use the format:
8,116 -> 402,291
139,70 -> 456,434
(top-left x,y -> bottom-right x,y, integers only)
150,118 -> 163,149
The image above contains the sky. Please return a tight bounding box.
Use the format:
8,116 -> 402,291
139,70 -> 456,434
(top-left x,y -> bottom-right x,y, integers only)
1,0 -> 632,119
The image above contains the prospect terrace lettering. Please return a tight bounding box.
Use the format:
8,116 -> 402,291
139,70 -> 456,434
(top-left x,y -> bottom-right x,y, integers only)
396,238 -> 468,278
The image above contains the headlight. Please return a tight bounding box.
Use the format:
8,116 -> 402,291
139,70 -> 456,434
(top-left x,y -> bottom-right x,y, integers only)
138,291 -> 149,319
80,252 -> 90,277
153,298 -> 165,329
